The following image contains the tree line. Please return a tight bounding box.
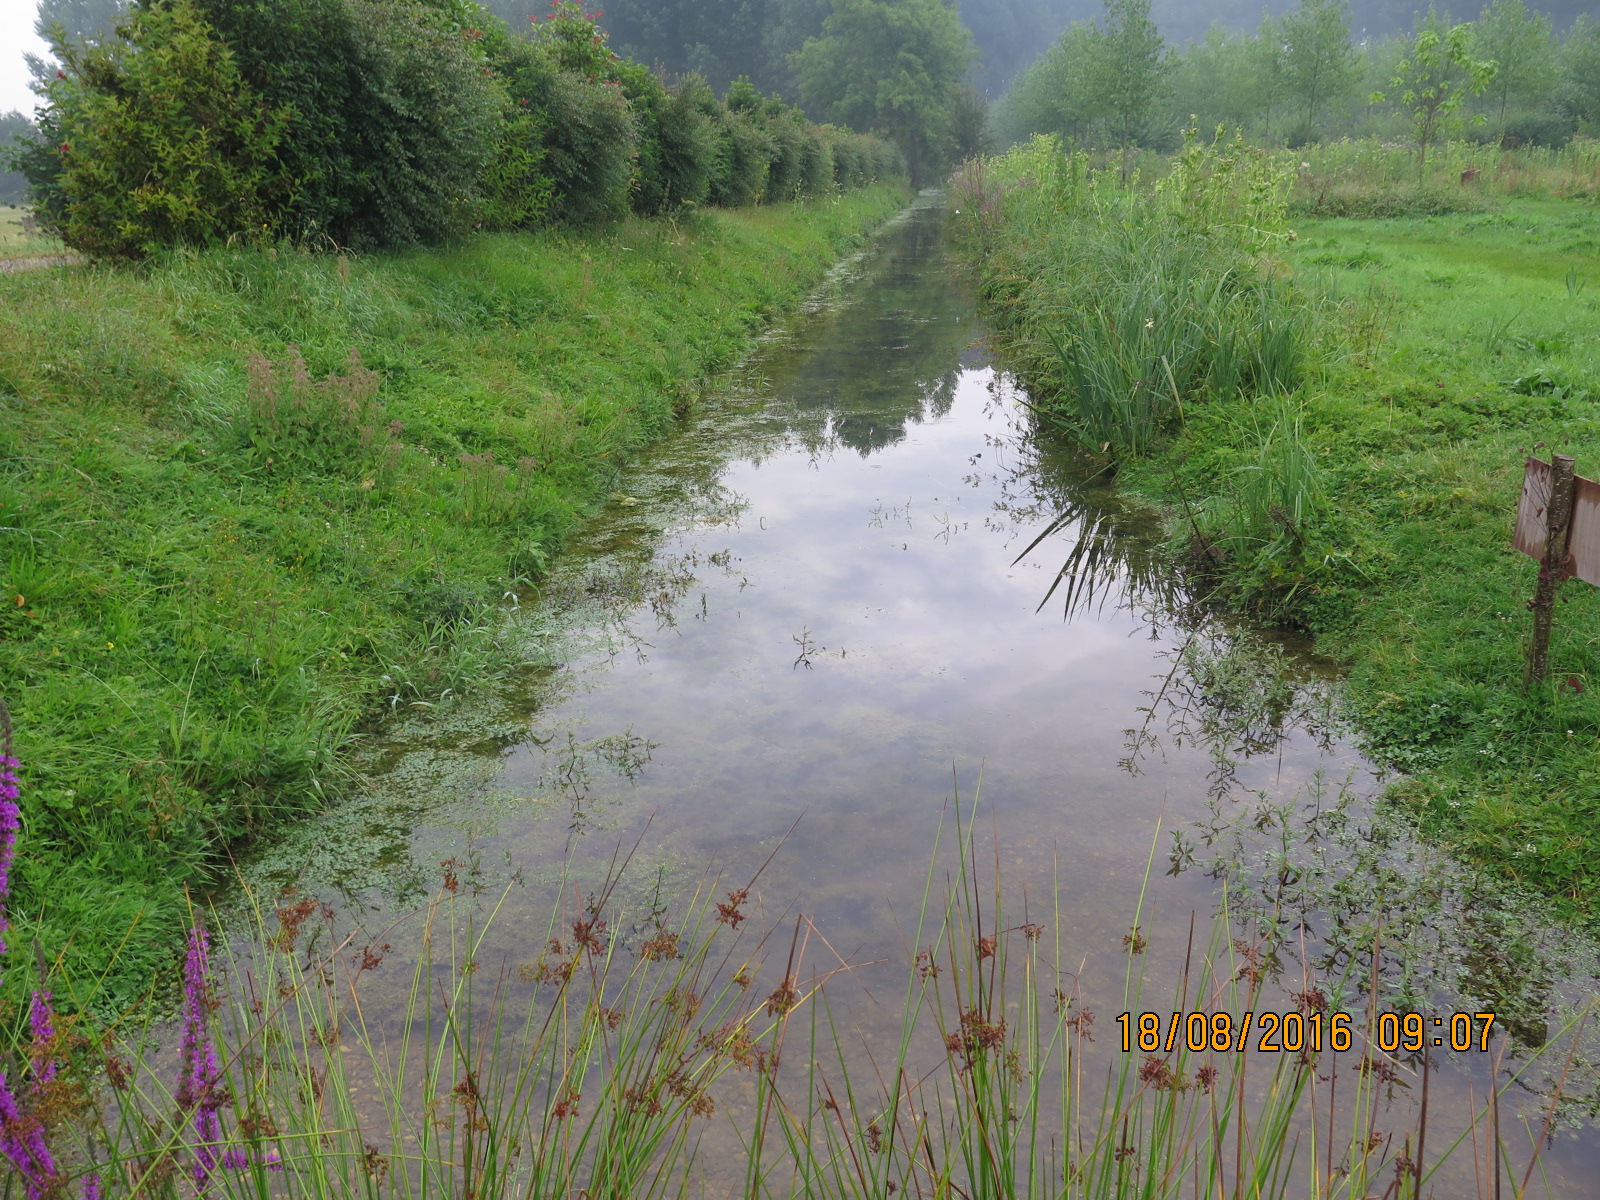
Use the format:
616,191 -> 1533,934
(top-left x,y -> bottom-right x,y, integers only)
455,0 -> 987,181
996,0 -> 1600,152
511,0 -> 1591,104
3,0 -> 904,257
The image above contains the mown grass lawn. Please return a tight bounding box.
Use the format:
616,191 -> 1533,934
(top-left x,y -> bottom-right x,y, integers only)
1131,197 -> 1600,913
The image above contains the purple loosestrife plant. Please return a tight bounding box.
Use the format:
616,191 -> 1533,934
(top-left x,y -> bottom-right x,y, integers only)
29,991 -> 57,1086
0,985 -> 61,1195
0,1077 -> 57,1200
177,924 -> 284,1187
0,748 -> 18,961
179,925 -> 226,1188
0,710 -> 58,1199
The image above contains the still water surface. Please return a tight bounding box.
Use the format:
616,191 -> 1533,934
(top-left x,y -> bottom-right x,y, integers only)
235,194 -> 1600,1191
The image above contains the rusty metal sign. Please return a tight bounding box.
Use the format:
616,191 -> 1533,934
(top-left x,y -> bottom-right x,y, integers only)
1513,457 -> 1600,587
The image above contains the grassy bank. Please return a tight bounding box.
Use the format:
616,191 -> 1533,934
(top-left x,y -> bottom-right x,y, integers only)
0,184 -> 907,1009
954,139 -> 1600,916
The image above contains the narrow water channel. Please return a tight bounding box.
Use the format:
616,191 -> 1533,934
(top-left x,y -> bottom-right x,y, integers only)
233,194 -> 1600,1192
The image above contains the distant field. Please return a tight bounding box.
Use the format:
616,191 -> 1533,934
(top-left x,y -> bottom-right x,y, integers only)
0,204 -> 68,261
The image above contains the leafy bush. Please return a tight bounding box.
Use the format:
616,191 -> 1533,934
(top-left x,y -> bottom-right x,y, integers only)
709,106 -> 771,208
798,126 -> 835,197
763,114 -> 806,202
11,0 -> 901,255
22,0 -> 289,258
192,0 -> 502,249
616,62 -> 718,215
828,127 -> 863,190
478,105 -> 557,231
649,75 -> 720,212
493,34 -> 635,225
0,111 -> 37,207
526,61 -> 636,224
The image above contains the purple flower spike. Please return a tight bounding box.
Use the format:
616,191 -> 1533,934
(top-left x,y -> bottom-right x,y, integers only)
180,925 -> 230,1190
80,1174 -> 102,1200
29,991 -> 57,1086
0,1070 -> 59,1199
0,751 -> 20,960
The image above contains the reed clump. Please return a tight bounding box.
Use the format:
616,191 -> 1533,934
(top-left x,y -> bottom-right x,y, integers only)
950,131 -> 1308,464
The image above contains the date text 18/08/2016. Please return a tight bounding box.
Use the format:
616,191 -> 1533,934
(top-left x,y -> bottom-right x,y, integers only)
1116,1011 -> 1498,1055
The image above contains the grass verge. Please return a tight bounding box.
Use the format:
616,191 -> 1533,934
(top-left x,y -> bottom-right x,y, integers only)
0,185 -> 908,1011
955,138 -> 1600,918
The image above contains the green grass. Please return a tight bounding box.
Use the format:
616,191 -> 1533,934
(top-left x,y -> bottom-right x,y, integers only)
0,186 -> 909,1013
983,186 -> 1600,915
1261,199 -> 1600,911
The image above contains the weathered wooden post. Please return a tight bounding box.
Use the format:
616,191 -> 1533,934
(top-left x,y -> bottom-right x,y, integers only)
1515,454 -> 1600,687
1524,453 -> 1576,690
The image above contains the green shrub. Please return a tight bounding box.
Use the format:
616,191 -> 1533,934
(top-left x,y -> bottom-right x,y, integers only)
828,127 -> 861,189
10,0 -> 895,253
23,0 -> 289,259
709,107 -> 771,207
617,63 -> 718,215
0,111 -> 37,207
763,115 -> 806,202
524,61 -> 636,224
194,0 -> 503,250
829,128 -> 895,191
491,32 -> 635,226
798,126 -> 835,197
478,105 -> 557,231
651,75 -> 720,212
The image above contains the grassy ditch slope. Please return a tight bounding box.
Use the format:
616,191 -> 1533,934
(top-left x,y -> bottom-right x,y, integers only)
0,186 -> 906,1009
953,136 -> 1600,917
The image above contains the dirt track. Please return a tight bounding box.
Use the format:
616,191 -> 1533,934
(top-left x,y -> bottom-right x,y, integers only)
0,253 -> 82,273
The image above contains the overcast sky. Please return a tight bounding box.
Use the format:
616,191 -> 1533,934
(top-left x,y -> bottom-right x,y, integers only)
2,2 -> 49,117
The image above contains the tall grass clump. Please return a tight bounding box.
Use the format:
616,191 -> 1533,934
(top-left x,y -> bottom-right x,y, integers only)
951,130 -> 1308,464
1288,136 -> 1600,215
1179,398 -> 1362,617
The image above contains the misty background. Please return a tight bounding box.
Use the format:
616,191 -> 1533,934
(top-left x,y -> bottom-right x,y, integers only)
4,0 -> 1597,209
